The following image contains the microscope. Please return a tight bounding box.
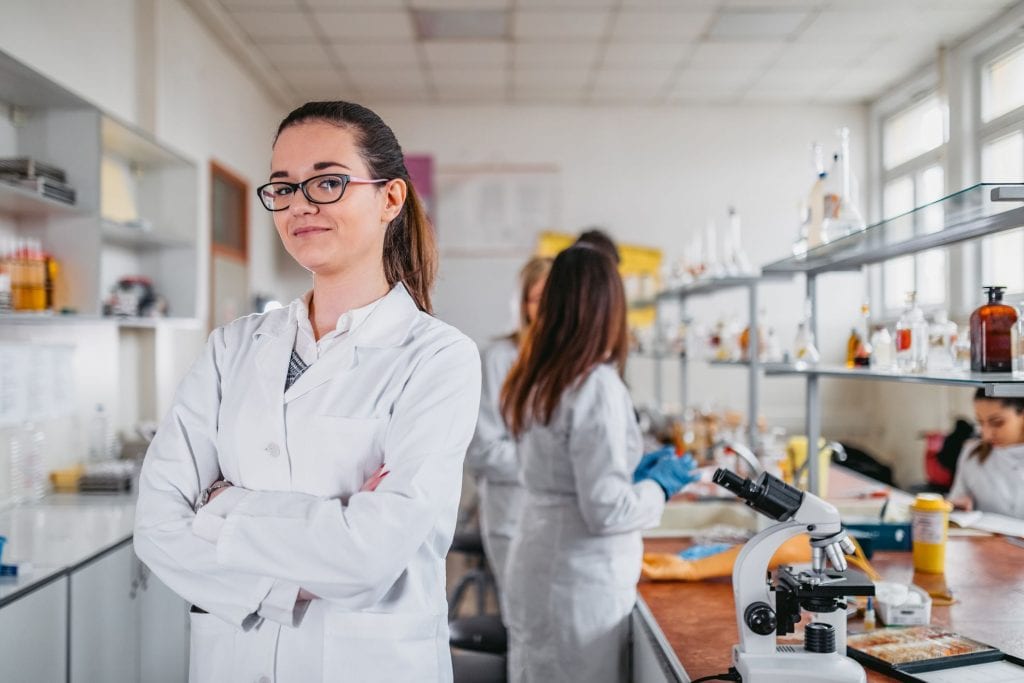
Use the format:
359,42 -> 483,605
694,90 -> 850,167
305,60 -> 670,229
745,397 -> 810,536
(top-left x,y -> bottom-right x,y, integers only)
713,468 -> 875,683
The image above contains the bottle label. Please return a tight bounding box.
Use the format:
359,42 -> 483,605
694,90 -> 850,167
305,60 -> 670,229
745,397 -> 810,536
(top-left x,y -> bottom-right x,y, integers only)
896,329 -> 912,352
912,509 -> 946,544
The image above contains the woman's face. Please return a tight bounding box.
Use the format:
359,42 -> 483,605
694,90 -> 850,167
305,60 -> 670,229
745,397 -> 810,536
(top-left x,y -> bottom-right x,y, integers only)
269,121 -> 403,278
524,277 -> 546,326
975,399 -> 1024,447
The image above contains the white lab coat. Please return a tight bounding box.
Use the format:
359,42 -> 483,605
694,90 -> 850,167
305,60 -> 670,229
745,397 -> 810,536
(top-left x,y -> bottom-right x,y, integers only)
465,337 -> 521,590
949,439 -> 1024,518
504,364 -> 665,683
134,283 -> 482,683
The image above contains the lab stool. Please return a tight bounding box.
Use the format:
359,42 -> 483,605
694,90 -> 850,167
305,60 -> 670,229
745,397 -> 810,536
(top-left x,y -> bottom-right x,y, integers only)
447,530 -> 499,619
451,649 -> 507,683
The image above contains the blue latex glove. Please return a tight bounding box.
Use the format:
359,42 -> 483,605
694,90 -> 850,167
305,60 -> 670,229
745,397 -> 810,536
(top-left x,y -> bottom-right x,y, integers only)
642,453 -> 698,499
632,446 -> 676,483
678,543 -> 734,561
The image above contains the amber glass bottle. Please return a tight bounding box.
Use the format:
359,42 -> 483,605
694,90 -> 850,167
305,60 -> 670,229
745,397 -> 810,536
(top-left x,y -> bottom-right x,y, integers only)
970,286 -> 1018,372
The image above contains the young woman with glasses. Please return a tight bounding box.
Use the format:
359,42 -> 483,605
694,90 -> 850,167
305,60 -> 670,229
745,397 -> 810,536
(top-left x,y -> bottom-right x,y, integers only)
500,245 -> 697,683
134,101 -> 481,682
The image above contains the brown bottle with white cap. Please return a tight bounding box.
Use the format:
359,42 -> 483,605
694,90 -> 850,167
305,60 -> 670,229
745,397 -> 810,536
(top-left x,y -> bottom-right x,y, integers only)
970,286 -> 1017,372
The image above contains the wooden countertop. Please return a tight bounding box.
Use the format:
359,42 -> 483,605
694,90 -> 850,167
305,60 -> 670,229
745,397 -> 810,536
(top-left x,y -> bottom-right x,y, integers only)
638,469 -> 1024,681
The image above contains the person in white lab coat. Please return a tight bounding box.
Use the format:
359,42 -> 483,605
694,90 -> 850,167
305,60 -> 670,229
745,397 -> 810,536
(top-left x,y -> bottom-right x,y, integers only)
949,389 -> 1024,518
134,101 -> 482,683
500,245 -> 697,683
465,255 -> 551,592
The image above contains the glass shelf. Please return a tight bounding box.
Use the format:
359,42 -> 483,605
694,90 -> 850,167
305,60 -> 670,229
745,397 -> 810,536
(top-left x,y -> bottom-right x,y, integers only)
763,183 -> 1024,274
763,362 -> 1024,397
656,273 -> 790,301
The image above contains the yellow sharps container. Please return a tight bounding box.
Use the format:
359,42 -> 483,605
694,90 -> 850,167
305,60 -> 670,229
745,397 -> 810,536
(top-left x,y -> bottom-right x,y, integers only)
911,493 -> 952,574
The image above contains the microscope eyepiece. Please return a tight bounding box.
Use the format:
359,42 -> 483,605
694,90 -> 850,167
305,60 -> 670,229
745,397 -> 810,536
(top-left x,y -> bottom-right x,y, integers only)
712,468 -> 747,494
713,468 -> 804,521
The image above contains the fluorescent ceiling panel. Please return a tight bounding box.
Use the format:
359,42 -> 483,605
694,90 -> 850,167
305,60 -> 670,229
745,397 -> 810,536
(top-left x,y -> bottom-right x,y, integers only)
413,9 -> 509,40
707,9 -> 810,39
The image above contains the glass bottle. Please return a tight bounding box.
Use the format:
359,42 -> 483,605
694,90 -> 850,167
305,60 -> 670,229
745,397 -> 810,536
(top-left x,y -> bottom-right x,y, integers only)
88,403 -> 110,462
970,286 -> 1018,372
895,292 -> 928,373
853,301 -> 873,367
793,299 -> 820,365
806,143 -> 827,250
845,327 -> 860,368
821,127 -> 866,243
927,309 -> 958,372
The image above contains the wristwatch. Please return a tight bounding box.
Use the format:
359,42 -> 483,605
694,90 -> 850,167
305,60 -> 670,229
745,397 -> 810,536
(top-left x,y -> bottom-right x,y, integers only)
197,480 -> 233,510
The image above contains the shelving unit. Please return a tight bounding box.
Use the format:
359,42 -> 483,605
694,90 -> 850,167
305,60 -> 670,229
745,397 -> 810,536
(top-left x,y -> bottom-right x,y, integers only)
762,182 -> 1024,494
646,274 -> 792,447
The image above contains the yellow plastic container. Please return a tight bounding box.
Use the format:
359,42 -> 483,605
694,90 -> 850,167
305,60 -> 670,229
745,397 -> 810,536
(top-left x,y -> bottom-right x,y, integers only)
784,436 -> 832,496
911,493 -> 952,574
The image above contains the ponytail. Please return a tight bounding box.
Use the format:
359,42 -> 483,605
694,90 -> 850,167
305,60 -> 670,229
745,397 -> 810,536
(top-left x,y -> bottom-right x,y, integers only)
383,181 -> 437,313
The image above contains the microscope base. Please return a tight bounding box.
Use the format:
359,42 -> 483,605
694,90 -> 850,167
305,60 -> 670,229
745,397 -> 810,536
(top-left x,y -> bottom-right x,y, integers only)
733,646 -> 866,683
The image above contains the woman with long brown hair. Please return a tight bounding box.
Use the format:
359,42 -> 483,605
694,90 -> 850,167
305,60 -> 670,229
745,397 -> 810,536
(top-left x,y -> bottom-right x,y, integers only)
948,388 -> 1024,517
466,255 -> 551,592
500,245 -> 696,682
135,101 -> 481,682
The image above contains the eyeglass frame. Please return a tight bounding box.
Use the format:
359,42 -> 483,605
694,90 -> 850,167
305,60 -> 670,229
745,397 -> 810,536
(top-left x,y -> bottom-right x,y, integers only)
256,173 -> 390,212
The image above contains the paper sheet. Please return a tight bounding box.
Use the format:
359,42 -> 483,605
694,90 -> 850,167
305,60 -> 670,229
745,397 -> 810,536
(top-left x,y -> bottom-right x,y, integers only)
950,511 -> 1024,538
915,659 -> 1024,682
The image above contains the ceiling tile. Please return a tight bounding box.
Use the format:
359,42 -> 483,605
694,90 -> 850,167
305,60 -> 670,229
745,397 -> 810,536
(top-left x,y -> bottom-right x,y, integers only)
621,0 -> 720,6
430,68 -> 507,88
291,83 -> 362,101
773,40 -> 878,68
345,67 -> 428,89
512,85 -> 587,102
517,0 -> 615,6
856,41 -> 936,72
686,41 -> 785,68
229,9 -> 316,40
258,42 -> 333,66
221,0 -> 302,9
798,9 -> 913,41
410,0 -> 510,8
514,68 -> 591,88
707,9 -> 811,40
741,86 -> 819,103
514,10 -> 612,40
673,67 -> 758,90
751,67 -> 840,91
434,83 -> 506,101
328,42 -> 421,67
422,41 -> 509,67
610,10 -> 713,41
724,0 -> 824,6
274,66 -> 350,89
592,66 -> 674,89
305,0 -> 404,7
600,42 -> 690,68
513,42 -> 601,68
310,10 -> 415,40
588,84 -> 664,103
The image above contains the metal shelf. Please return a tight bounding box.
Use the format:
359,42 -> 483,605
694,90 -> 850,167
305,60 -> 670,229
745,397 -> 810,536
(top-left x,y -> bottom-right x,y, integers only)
764,363 -> 1024,397
763,183 -> 1024,275
0,182 -> 83,218
101,220 -> 193,250
656,273 -> 790,301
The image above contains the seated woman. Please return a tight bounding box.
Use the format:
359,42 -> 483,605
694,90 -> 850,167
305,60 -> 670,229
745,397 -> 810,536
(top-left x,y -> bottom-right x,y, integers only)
948,388 -> 1024,518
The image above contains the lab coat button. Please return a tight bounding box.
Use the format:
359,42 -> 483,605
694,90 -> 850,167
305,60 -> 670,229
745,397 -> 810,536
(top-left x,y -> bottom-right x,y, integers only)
264,442 -> 280,457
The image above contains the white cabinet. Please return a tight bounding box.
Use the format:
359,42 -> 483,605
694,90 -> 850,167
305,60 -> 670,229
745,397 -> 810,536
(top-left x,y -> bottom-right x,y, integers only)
137,562 -> 189,682
0,575 -> 68,682
69,542 -> 139,683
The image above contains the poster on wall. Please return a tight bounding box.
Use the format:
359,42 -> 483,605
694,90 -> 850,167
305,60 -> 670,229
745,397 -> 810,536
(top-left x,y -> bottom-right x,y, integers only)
435,164 -> 561,252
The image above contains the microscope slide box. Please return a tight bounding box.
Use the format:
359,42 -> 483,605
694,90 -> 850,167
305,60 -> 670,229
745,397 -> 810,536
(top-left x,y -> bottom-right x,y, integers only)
876,584 -> 931,626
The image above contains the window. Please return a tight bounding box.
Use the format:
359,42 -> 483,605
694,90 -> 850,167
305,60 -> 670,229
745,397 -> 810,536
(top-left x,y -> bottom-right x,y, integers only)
878,93 -> 947,314
978,38 -> 1024,295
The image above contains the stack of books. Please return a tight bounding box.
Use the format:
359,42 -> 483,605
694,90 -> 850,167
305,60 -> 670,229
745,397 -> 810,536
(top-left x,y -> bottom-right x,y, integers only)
0,157 -> 77,205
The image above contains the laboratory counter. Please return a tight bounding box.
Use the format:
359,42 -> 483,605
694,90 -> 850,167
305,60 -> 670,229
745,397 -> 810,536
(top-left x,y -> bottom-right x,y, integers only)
0,492 -> 136,607
633,471 -> 1024,682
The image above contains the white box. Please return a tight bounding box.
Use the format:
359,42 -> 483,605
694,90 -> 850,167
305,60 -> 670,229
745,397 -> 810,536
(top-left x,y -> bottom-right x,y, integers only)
876,583 -> 932,626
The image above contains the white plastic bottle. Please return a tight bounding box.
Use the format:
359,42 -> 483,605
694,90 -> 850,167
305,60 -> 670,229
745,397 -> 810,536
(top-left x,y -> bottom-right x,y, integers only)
927,310 -> 958,372
88,403 -> 109,462
23,422 -> 46,501
870,326 -> 895,370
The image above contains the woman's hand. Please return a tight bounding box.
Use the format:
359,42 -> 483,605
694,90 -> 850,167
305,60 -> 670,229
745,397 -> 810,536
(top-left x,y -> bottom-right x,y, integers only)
360,464 -> 390,492
949,495 -> 974,512
207,481 -> 232,503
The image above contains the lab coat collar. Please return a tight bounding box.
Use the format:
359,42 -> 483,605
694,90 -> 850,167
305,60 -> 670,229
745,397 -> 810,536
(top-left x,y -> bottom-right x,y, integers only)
251,282 -> 421,403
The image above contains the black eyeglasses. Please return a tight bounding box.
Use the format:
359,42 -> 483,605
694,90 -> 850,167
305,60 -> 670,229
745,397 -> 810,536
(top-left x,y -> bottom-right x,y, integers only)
256,173 -> 388,212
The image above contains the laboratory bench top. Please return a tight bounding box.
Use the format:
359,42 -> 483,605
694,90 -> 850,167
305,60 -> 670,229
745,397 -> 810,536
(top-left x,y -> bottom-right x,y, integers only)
0,492 -> 136,607
636,469 -> 1024,682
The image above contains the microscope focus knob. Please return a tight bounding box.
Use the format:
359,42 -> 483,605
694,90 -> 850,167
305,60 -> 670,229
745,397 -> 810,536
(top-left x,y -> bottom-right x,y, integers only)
744,602 -> 777,636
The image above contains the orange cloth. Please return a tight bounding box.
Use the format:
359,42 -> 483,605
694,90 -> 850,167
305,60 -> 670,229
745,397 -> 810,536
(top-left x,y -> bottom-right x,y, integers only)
642,534 -> 812,581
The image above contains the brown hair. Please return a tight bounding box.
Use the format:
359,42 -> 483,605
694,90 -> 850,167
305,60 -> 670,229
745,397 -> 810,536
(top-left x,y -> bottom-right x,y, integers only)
970,388 -> 1024,463
508,256 -> 552,346
501,245 -> 629,437
274,101 -> 437,313
574,228 -> 621,264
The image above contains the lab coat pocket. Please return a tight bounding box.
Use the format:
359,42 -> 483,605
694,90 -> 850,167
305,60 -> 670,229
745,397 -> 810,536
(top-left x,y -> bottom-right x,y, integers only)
292,416 -> 387,497
188,611 -> 237,682
323,611 -> 444,682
